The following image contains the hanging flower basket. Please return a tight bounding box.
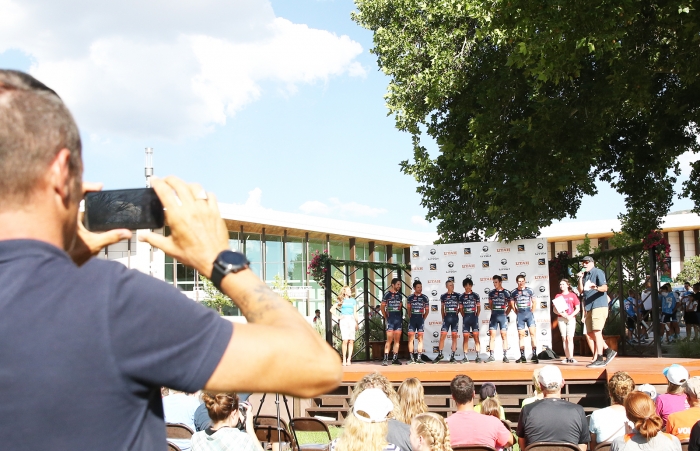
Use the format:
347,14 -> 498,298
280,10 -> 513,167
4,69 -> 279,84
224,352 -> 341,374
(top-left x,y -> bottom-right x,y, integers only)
642,230 -> 671,270
307,250 -> 331,287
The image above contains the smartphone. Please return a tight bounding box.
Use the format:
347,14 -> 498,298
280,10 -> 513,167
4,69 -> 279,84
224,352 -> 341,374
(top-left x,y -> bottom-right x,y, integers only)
83,188 -> 164,231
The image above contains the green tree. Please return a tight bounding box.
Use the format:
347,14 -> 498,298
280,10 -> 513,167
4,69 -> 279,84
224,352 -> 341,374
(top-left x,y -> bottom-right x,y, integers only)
199,275 -> 235,315
352,0 -> 700,241
270,274 -> 293,303
675,255 -> 700,285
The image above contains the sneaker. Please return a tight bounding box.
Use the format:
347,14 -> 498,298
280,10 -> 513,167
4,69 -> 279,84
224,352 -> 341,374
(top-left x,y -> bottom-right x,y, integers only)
408,355 -> 416,365
392,358 -> 402,365
561,358 -> 569,363
416,356 -> 426,364
516,356 -> 527,363
605,348 -> 617,365
486,355 -> 495,363
382,358 -> 389,366
475,356 -> 483,363
461,357 -> 470,363
569,358 -> 578,364
531,353 -> 539,364
449,355 -> 456,364
433,354 -> 444,364
586,358 -> 605,368
503,356 -> 510,363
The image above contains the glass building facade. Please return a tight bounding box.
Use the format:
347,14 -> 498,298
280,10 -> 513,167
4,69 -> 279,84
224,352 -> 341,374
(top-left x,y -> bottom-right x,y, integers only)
160,225 -> 407,316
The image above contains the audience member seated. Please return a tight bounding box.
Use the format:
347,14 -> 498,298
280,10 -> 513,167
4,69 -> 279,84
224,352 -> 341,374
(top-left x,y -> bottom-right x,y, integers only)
474,382 -> 506,420
668,376 -> 700,440
610,391 -> 681,451
396,378 -> 428,425
164,389 -> 201,451
689,419 -> 700,451
481,397 -> 516,451
191,392 -> 262,451
350,372 -> 411,451
589,371 -> 636,449
330,388 -> 401,451
410,412 -> 453,451
521,368 -> 544,407
194,393 -> 249,432
516,365 -> 589,451
445,375 -> 513,449
656,364 -> 690,428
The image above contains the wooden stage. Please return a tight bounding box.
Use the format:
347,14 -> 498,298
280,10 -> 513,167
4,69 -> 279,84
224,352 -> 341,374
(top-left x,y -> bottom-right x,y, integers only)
304,357 -> 700,425
339,356 -> 700,385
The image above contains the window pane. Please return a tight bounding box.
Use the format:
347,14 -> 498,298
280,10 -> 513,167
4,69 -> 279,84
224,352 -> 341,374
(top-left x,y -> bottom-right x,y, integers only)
330,240 -> 346,260
308,238 -> 325,256
393,248 -> 403,264
355,242 -> 367,261
286,238 -> 305,286
249,262 -> 262,278
165,263 -> 173,283
374,244 -> 386,263
266,235 -> 283,263
244,233 -> 262,263
265,263 -> 283,283
228,231 -> 240,251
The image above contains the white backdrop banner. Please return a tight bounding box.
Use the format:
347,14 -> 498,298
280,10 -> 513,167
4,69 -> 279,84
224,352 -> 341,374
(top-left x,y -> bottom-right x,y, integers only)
410,238 -> 552,360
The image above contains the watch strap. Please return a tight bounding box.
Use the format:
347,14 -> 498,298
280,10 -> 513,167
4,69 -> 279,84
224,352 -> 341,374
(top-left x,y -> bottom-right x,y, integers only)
211,250 -> 249,291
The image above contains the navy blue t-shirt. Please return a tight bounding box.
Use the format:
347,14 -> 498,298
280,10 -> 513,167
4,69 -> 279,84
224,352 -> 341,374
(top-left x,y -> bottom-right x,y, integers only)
440,292 -> 460,314
407,294 -> 429,314
0,240 -> 233,450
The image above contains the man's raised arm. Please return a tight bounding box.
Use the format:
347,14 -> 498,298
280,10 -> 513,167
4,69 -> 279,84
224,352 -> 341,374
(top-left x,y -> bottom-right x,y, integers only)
141,176 -> 342,398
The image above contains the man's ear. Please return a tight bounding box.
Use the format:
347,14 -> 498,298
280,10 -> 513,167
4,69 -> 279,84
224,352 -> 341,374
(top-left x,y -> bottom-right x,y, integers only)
47,148 -> 73,204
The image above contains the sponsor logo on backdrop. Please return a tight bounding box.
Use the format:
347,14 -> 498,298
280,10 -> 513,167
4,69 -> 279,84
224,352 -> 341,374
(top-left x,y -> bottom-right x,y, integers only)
534,275 -> 548,280
432,331 -> 439,338
462,263 -> 476,269
538,258 -> 546,265
413,250 -> 420,258
428,321 -> 442,326
501,259 -> 507,265
430,249 -> 436,255
480,277 -> 492,282
432,298 -> 438,303
482,261 -> 490,268
518,245 -> 525,252
502,274 -> 509,281
516,261 -> 530,266
430,263 -> 437,270
537,243 -> 544,250
464,248 -> 471,255
465,274 -> 473,280
482,246 -> 489,252
430,339 -> 439,344
433,346 -> 440,353
482,319 -> 490,324
536,295 -> 549,300
541,329 -> 548,336
413,266 -> 424,271
447,276 -> 455,282
497,247 -> 510,253
431,305 -> 438,312
539,286 -> 546,293
428,280 -> 440,285
448,261 -> 454,268
535,251 -> 547,256
540,302 -> 548,309
520,272 -> 527,277
414,277 -> 421,282
444,250 -> 457,256
431,290 -> 438,296
484,302 -> 491,309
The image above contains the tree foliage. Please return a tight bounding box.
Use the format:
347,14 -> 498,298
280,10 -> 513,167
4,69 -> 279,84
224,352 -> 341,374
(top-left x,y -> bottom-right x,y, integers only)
352,0 -> 700,241
675,255 -> 700,284
199,275 -> 235,315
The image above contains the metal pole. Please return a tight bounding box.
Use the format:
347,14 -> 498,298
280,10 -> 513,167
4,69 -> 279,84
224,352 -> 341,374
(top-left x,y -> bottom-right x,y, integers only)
649,248 -> 662,357
324,259 -> 333,348
363,269 -> 370,361
617,255 -> 626,355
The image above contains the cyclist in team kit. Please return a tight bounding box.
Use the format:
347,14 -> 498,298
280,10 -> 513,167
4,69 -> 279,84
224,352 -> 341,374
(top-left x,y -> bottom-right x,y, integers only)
511,274 -> 539,364
487,275 -> 512,363
406,280 -> 430,364
459,278 -> 482,363
381,278 -> 404,366
434,279 -> 461,364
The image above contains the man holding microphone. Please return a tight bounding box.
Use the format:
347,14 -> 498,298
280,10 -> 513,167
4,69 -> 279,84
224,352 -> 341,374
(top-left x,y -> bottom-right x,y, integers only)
578,256 -> 616,367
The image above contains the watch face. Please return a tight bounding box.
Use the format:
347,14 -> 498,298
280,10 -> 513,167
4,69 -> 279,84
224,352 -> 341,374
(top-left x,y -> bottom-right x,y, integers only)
219,251 -> 249,267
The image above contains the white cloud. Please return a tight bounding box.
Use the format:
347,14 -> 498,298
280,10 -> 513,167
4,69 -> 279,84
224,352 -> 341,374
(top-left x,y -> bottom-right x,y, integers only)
299,198 -> 386,218
0,0 -> 364,139
244,187 -> 264,209
411,215 -> 431,228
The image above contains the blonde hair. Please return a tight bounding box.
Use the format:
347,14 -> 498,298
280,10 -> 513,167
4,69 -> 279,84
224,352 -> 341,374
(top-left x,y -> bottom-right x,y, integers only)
412,412 -> 453,451
625,391 -> 663,440
396,378 -> 428,424
335,409 -> 388,451
350,372 -> 400,418
608,371 -> 635,405
531,369 -> 542,395
480,397 -> 501,419
338,286 -> 351,303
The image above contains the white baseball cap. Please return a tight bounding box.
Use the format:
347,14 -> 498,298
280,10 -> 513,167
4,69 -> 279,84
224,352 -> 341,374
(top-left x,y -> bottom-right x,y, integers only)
663,364 -> 689,385
684,376 -> 700,399
637,384 -> 657,401
538,364 -> 563,390
353,388 -> 393,423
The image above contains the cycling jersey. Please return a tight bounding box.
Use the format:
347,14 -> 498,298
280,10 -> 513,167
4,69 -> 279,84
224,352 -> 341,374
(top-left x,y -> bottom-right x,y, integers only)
459,292 -> 480,315
407,294 -> 429,315
489,289 -> 511,312
383,291 -> 404,314
441,292 -> 461,314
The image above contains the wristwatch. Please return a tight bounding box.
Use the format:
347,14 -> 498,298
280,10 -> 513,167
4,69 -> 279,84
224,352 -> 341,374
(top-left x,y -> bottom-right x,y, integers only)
211,250 -> 250,291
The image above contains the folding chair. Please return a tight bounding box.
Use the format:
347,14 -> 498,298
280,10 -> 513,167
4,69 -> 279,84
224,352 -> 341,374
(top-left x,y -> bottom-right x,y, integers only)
165,423 -> 194,440
255,425 -> 298,451
254,414 -> 290,432
594,442 -> 612,451
290,417 -> 332,451
452,445 -> 497,451
167,442 -> 182,451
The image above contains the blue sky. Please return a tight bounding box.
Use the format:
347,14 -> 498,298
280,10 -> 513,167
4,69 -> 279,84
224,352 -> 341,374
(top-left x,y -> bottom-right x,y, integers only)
0,0 -> 696,233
